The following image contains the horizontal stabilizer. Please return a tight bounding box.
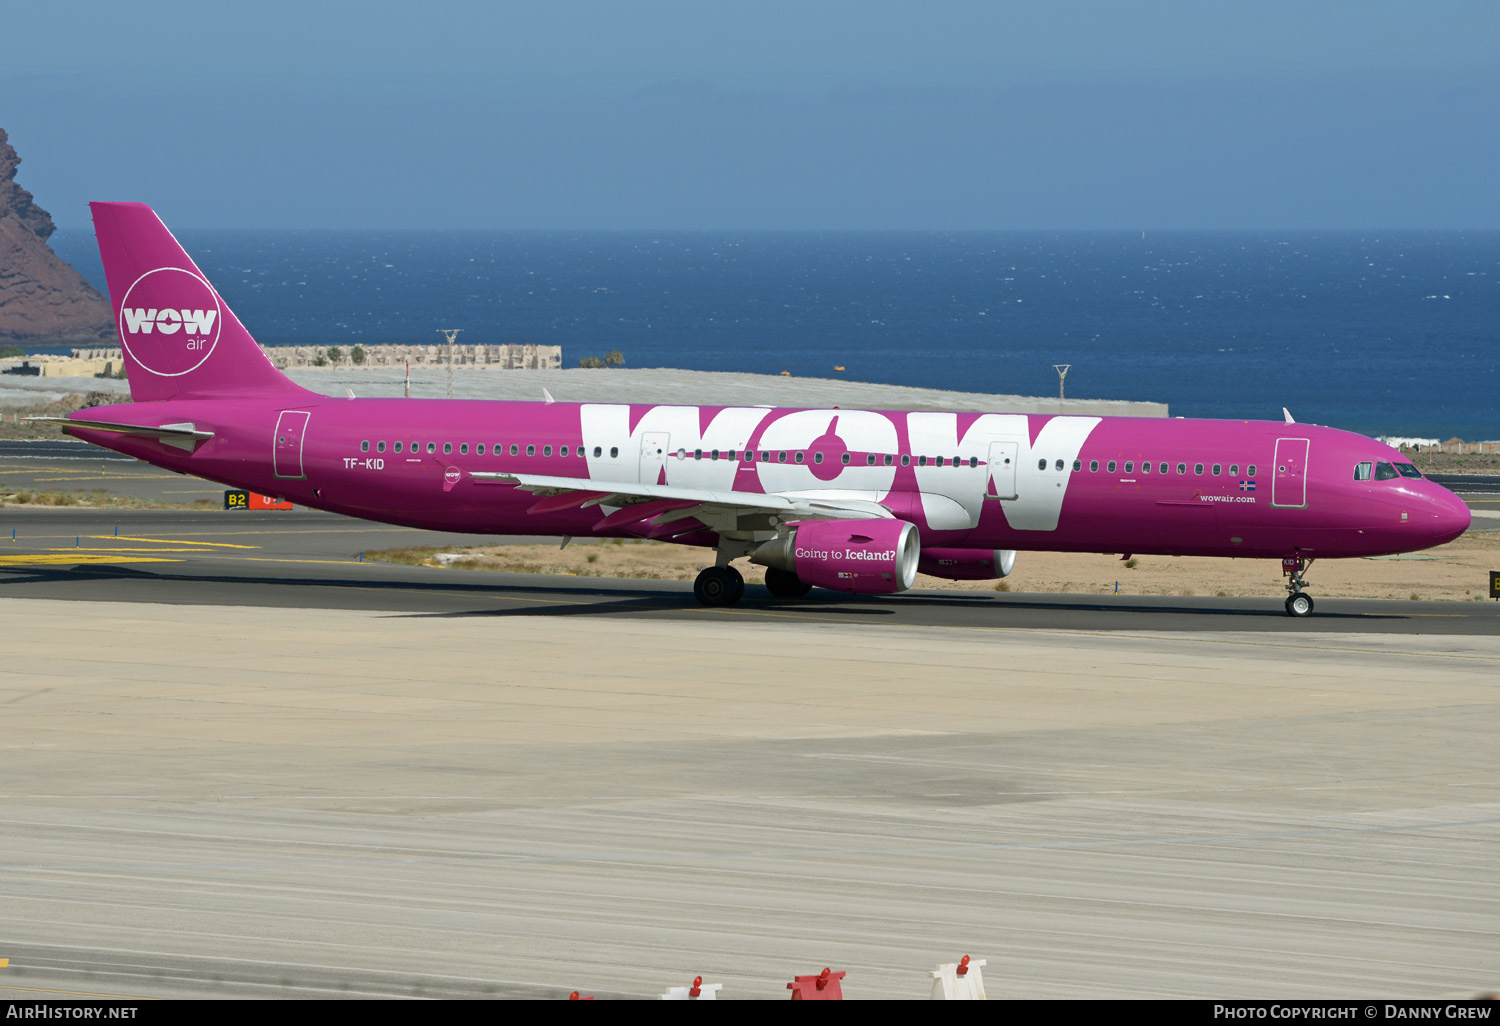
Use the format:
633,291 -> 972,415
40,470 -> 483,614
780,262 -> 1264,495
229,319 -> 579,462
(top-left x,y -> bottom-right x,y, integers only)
27,417 -> 214,452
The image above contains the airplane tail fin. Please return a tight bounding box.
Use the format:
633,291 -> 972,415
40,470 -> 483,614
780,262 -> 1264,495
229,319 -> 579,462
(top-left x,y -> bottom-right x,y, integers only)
90,202 -> 313,403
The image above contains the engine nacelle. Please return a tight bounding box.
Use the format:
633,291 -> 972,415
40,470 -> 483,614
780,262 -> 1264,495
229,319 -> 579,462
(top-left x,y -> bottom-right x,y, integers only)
917,548 -> 1017,581
751,519 -> 920,594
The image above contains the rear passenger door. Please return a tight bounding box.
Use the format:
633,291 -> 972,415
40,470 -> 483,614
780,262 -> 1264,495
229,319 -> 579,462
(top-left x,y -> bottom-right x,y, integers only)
1272,437 -> 1309,508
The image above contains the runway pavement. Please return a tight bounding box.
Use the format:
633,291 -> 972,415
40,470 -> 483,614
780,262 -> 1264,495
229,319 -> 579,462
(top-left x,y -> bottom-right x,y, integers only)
1,595 -> 1497,1000
0,506 -> 1498,634
2,455 -> 1498,1000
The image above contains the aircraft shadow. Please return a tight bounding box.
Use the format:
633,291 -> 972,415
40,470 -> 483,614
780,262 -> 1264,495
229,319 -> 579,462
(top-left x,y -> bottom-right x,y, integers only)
0,561 -> 1406,623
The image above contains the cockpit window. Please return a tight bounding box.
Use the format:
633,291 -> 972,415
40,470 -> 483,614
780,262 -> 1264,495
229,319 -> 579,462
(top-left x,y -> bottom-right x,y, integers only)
1374,461 -> 1399,481
1354,461 -> 1372,481
1396,463 -> 1423,479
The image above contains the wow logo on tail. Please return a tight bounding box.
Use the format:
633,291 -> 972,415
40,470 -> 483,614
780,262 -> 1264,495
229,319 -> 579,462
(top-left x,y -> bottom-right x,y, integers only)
91,201 -> 308,401
117,266 -> 224,377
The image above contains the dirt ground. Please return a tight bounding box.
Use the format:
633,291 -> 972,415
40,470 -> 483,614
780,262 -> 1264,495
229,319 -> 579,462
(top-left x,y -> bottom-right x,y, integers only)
374,526 -> 1500,604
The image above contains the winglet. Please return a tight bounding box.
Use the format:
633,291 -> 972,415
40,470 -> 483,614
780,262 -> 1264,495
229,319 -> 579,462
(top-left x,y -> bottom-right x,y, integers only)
543,388 -> 556,405
1283,408 -> 1295,424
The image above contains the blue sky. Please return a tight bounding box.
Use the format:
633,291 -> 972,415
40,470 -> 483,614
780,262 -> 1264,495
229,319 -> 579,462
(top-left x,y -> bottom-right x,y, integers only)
3,1 -> 1497,229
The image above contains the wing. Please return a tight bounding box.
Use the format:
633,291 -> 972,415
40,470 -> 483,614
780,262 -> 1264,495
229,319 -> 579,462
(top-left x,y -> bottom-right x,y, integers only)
471,471 -> 893,538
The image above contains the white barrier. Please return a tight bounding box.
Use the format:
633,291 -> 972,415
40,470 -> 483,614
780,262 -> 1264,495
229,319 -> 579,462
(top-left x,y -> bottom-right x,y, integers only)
930,956 -> 987,1000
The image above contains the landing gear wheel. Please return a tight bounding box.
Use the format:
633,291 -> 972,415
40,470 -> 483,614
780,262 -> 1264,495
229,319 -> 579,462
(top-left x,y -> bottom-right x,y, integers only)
1285,593 -> 1314,617
764,567 -> 812,598
694,565 -> 744,607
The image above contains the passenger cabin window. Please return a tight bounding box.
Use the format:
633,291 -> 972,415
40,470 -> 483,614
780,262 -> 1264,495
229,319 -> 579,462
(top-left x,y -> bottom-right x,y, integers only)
1247,464 -> 1257,477
867,454 -> 877,466
1073,459 -> 1082,471
1124,461 -> 1134,473
1053,459 -> 1063,471
376,441 -> 386,453
1089,460 -> 1099,472
1176,462 -> 1186,475
901,455 -> 910,466
1038,459 -> 1047,471
561,446 -> 568,457
510,444 -> 520,456
1108,460 -> 1117,473
476,444 -> 485,455
1375,461 -> 1400,480
1194,463 -> 1204,475
592,446 -> 602,458
543,445 -> 552,457
1142,461 -> 1152,474
427,442 -> 436,454
918,456 -> 928,467
459,443 -> 468,455
795,452 -> 805,464
1230,464 -> 1239,476
526,445 -> 535,456
443,443 -> 453,454
1354,461 -> 1373,481
1159,462 -> 1168,475
610,447 -> 619,458
1211,463 -> 1221,476
394,442 -> 403,453
360,441 -> 370,452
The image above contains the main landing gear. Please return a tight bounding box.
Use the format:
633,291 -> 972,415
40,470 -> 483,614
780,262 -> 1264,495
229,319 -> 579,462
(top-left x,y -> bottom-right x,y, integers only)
694,565 -> 744,607
1283,556 -> 1315,617
693,565 -> 814,606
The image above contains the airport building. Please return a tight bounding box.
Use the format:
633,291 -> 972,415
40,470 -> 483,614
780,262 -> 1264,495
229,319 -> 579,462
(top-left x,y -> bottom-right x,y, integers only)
260,343 -> 563,371
0,343 -> 564,377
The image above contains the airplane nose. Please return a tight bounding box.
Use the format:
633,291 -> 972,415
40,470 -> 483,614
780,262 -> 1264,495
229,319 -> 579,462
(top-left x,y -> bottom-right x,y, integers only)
1427,486 -> 1471,545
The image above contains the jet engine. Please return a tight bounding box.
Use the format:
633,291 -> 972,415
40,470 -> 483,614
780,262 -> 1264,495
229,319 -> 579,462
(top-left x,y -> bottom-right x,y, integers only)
917,547 -> 1017,581
751,519 -> 920,594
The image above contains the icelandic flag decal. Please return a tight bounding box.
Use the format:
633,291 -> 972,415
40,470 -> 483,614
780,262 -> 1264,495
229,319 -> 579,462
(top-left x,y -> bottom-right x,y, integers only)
1238,480 -> 1256,492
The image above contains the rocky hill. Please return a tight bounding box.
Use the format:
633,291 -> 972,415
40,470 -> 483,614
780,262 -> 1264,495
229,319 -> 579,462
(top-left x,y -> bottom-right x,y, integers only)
0,128 -> 113,345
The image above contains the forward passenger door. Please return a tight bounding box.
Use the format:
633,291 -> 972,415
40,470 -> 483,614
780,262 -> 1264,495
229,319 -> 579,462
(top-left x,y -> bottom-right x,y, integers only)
985,440 -> 1020,500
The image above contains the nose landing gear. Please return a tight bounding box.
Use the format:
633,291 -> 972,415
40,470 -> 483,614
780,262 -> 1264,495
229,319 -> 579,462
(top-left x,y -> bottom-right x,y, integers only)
1283,556 -> 1315,617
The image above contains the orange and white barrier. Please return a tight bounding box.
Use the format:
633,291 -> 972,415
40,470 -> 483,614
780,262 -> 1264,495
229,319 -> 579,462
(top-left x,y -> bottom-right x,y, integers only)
787,967 -> 845,1000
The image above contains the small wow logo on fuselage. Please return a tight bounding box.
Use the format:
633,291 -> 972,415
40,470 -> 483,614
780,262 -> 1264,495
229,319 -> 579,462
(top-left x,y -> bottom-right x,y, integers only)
117,266 -> 223,377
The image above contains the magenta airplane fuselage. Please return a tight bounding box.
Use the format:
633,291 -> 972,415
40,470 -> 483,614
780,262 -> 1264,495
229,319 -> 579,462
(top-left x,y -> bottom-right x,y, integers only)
57,203 -> 1471,615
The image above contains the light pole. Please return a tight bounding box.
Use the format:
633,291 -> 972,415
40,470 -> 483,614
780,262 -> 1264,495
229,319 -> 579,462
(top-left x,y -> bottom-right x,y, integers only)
438,328 -> 463,399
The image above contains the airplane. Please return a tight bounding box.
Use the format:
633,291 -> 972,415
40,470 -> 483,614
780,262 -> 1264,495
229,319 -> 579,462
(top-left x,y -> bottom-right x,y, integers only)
40,202 -> 1472,617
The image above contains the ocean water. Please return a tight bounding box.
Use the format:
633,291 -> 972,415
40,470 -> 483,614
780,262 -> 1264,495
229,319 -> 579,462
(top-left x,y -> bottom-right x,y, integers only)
47,229 -> 1500,439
